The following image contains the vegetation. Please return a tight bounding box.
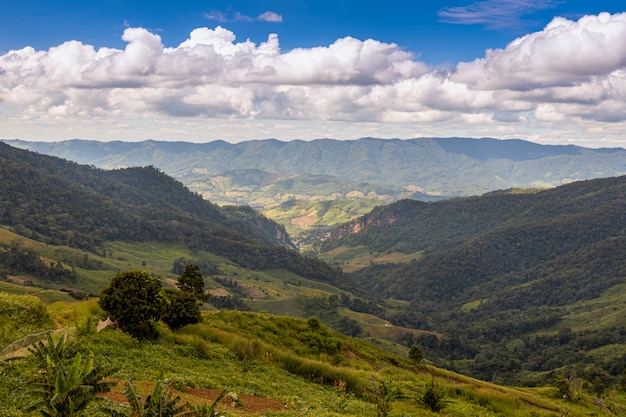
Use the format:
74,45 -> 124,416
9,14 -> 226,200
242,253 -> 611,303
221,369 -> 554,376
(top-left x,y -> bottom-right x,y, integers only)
98,270 -> 165,339
10,137 -> 626,213
0,142 -> 339,285
175,265 -> 207,301
1,296 -> 624,417
26,333 -> 117,416
2,141 -> 626,401
316,175 -> 626,385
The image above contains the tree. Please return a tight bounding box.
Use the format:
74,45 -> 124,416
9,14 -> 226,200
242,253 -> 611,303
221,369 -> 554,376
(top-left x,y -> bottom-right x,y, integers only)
99,270 -> 165,339
409,344 -> 423,367
177,264 -> 206,301
161,288 -> 201,330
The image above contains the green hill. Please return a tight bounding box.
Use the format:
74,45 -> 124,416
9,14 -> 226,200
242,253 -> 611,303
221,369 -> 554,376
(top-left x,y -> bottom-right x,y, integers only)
317,176 -> 626,385
1,295 -> 624,416
0,142 -> 342,291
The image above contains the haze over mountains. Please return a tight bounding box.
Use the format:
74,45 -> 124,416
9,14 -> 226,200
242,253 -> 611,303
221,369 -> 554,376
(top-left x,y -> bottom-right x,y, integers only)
6,137 -> 626,206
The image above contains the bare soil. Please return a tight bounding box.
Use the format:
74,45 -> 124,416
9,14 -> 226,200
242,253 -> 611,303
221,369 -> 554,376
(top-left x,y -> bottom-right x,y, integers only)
100,381 -> 287,415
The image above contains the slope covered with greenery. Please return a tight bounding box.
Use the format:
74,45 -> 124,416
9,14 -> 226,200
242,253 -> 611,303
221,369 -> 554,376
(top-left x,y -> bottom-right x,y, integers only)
1,293 -> 624,416
318,175 -> 626,385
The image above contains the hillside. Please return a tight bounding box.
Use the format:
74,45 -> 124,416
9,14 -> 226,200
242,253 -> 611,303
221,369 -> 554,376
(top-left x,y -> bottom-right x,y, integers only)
5,138 -> 626,237
0,142 -> 341,293
1,293 -> 624,416
317,175 -> 626,384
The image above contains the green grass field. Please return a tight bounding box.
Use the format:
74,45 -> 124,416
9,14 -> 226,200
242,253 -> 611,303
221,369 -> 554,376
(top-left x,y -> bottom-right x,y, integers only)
4,295 -> 622,417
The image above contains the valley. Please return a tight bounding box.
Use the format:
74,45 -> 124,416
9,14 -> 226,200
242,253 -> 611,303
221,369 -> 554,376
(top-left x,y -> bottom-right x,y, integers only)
1,139 -> 626,415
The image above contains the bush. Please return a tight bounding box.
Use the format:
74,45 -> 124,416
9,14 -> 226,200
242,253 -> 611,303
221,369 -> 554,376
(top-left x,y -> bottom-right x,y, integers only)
98,270 -> 165,339
420,376 -> 446,412
161,289 -> 201,330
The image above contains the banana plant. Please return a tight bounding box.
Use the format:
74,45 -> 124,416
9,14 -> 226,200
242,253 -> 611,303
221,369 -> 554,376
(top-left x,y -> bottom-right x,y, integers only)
109,378 -> 187,417
26,338 -> 117,417
107,379 -> 227,417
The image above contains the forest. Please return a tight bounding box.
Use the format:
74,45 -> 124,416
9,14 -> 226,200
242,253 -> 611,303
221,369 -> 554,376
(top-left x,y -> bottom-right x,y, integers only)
2,141 -> 626,390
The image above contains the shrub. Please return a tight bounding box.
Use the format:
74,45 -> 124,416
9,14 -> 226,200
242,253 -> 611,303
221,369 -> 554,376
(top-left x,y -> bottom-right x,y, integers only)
420,376 -> 446,412
99,270 -> 165,339
161,289 -> 201,330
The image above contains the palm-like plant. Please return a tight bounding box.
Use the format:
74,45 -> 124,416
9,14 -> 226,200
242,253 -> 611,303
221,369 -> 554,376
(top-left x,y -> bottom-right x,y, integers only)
108,379 -> 187,417
26,334 -> 117,417
183,390 -> 226,417
106,379 -> 227,417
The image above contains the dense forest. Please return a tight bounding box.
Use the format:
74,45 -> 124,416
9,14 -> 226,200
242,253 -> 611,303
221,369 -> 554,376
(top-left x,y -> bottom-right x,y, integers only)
319,175 -> 626,385
0,142 -> 340,285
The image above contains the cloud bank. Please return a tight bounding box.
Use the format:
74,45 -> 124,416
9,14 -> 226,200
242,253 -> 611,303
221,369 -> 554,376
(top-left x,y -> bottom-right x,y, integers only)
1,12 -> 625,146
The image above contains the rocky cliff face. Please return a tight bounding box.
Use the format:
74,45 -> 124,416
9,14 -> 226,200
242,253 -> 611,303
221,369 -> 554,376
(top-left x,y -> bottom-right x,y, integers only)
328,210 -> 401,240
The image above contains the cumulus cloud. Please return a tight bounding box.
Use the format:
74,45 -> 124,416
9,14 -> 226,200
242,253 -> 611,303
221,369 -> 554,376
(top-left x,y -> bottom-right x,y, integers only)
0,12 -> 626,146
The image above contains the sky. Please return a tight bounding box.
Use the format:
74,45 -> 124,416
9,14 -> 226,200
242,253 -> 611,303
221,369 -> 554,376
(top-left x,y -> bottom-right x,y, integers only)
1,0 -> 625,148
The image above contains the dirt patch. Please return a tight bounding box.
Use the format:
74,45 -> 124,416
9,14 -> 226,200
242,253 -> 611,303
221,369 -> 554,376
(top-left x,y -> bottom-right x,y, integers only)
101,381 -> 286,415
208,288 -> 230,297
291,210 -> 318,227
245,286 -> 267,299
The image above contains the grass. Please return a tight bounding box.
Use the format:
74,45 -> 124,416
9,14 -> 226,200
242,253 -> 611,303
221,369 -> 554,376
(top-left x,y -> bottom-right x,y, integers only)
1,296 -> 625,417
317,245 -> 423,272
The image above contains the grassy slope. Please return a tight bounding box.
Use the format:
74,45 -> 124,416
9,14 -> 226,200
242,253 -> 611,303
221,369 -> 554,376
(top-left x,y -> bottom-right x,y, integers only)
2,297 -> 623,417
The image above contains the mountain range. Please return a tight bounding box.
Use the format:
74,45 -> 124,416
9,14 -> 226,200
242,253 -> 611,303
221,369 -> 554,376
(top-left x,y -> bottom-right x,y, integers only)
2,139 -> 626,388
6,137 -> 626,201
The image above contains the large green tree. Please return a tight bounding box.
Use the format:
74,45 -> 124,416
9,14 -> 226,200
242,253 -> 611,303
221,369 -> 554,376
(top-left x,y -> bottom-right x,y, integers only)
161,288 -> 201,330
99,270 -> 165,339
176,264 -> 206,301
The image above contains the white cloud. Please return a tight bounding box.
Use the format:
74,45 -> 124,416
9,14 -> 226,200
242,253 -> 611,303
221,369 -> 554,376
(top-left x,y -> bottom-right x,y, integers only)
453,13 -> 626,89
258,12 -> 283,23
1,13 -> 626,147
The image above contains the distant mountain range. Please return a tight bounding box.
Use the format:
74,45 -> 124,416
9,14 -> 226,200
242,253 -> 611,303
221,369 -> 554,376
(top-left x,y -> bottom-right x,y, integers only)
5,137 -> 626,202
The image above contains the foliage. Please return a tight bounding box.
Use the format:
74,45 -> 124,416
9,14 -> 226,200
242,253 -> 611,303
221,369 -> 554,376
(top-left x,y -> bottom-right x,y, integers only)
183,390 -> 226,417
419,376 -> 446,412
370,377 -> 400,417
408,344 -> 423,366
98,270 -> 165,339
0,142 -> 339,284
108,378 -> 187,417
161,289 -> 201,331
176,265 -> 206,301
171,257 -> 221,277
26,334 -> 117,416
0,291 -> 52,346
323,175 -> 626,385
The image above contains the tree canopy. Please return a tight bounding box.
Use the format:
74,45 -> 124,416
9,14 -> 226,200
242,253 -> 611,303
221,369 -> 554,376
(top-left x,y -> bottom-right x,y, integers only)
98,270 -> 165,339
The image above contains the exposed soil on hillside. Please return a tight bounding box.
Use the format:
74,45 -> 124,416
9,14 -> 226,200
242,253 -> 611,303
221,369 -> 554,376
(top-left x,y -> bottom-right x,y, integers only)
101,381 -> 287,415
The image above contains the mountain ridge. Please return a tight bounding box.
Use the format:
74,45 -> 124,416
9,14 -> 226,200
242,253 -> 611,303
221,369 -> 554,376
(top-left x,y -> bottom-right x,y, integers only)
6,137 -> 626,199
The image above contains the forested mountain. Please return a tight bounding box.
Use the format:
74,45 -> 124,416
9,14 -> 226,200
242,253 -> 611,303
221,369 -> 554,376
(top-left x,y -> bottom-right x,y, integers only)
318,175 -> 626,384
6,137 -> 626,203
0,142 -> 339,283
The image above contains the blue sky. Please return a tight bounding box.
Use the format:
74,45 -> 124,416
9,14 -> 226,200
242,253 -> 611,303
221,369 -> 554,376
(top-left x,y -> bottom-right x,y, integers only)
1,1 -> 625,147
